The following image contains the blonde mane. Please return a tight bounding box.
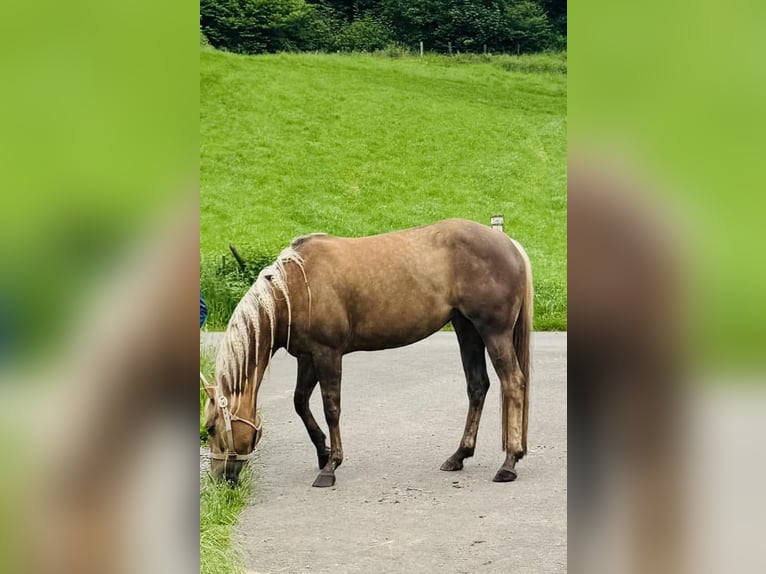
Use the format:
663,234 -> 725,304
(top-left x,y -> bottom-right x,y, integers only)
215,245 -> 310,395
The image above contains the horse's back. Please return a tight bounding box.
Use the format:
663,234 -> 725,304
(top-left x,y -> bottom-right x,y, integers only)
294,218 -> 514,263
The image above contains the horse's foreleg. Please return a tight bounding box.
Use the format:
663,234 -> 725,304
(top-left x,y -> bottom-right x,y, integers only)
294,356 -> 330,469
441,314 -> 490,471
312,350 -> 343,488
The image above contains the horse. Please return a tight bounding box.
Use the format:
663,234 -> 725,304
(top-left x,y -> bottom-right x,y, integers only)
203,218 -> 533,487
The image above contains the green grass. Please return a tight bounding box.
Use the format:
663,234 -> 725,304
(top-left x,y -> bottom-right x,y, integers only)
417,51 -> 567,75
200,471 -> 252,574
201,51 -> 566,330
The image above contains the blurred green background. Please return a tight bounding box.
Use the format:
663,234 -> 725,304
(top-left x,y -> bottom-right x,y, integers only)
0,1 -> 197,364
570,1 -> 766,369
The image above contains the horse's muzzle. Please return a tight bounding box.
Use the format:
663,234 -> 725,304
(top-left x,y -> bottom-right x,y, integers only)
210,456 -> 248,486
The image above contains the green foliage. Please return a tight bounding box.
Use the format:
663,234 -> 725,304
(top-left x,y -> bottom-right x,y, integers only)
502,0 -> 553,53
537,0 -> 566,39
378,0 -> 436,47
201,52 -> 566,331
201,0 -> 565,55
335,16 -> 392,51
200,0 -> 317,53
380,0 -> 556,53
200,247 -> 279,330
295,5 -> 343,50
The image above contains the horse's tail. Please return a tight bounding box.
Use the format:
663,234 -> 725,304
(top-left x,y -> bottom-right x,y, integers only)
509,238 -> 533,457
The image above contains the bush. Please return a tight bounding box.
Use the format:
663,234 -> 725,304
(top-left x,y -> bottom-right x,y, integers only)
375,42 -> 414,58
501,0 -> 553,53
335,16 -> 393,52
438,0 -> 505,52
200,0 -> 317,53
295,5 -> 343,51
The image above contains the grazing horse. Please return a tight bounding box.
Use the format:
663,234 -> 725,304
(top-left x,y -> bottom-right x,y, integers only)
203,218 -> 533,487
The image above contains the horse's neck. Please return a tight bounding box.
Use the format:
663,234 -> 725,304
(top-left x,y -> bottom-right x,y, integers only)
251,302 -> 286,388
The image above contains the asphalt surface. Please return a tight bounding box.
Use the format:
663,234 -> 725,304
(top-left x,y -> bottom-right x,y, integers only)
203,332 -> 566,574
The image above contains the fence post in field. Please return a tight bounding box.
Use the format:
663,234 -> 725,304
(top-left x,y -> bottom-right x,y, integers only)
484,44 -> 487,55
491,215 -> 505,233
420,41 -> 424,57
448,41 -> 452,55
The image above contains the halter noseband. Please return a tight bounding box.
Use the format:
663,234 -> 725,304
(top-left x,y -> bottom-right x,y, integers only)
201,372 -> 261,463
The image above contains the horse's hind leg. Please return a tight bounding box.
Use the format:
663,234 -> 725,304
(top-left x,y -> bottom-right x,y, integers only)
441,313 -> 491,472
294,356 -> 330,469
484,333 -> 525,482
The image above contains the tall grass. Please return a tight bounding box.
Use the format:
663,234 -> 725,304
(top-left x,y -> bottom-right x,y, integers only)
414,51 -> 568,75
491,51 -> 567,74
200,471 -> 252,574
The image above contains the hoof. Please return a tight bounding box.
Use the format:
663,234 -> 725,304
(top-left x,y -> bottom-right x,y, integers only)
492,468 -> 518,482
440,458 -> 464,471
317,451 -> 330,470
312,473 -> 336,488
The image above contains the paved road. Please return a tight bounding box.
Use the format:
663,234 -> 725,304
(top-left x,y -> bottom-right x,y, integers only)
205,332 -> 566,574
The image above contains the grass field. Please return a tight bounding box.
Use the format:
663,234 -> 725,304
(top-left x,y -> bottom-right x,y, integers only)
201,50 -> 566,331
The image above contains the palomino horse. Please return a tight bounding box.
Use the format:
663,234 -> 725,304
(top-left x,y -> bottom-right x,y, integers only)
204,218 -> 533,487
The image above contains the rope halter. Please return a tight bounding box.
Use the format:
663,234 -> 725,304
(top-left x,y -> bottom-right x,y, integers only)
201,371 -> 261,462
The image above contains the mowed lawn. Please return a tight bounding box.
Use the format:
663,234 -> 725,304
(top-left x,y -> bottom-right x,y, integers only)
201,51 -> 566,330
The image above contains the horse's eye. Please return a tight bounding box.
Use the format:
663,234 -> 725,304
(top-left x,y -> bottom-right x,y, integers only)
206,424 -> 216,437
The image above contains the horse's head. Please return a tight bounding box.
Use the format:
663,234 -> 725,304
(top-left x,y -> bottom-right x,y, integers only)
204,245 -> 304,484
203,373 -> 262,485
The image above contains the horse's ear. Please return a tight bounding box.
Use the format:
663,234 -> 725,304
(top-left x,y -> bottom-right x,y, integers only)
200,372 -> 216,400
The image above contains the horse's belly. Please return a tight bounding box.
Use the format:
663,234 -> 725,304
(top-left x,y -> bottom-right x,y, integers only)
348,301 -> 452,351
